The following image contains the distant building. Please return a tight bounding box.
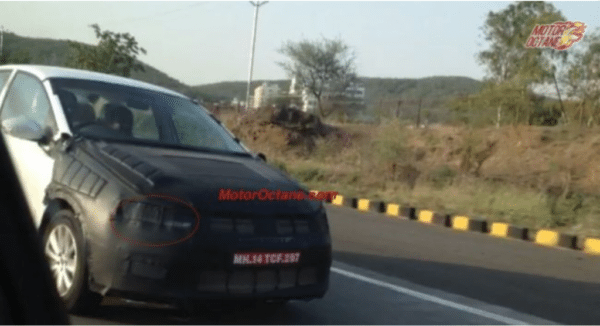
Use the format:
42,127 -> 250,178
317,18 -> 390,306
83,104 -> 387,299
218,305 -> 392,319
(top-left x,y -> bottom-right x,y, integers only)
253,82 -> 281,109
300,82 -> 365,113
247,78 -> 366,113
301,89 -> 324,113
343,84 -> 366,100
289,76 -> 300,95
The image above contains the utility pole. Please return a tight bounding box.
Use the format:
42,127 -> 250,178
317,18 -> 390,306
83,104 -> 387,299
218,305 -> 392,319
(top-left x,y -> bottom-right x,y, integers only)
552,70 -> 567,124
244,1 -> 268,112
416,97 -> 423,128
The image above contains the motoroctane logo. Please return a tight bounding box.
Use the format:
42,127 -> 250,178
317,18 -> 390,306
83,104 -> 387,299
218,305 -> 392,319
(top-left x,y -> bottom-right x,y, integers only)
218,189 -> 338,201
525,21 -> 586,50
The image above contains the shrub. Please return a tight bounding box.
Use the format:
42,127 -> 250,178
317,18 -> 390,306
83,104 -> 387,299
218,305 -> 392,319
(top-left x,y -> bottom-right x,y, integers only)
372,119 -> 408,163
292,166 -> 328,182
542,191 -> 584,227
429,165 -> 457,188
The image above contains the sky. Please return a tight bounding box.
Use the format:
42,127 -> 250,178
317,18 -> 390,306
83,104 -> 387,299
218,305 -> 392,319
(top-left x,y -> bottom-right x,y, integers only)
0,1 -> 598,87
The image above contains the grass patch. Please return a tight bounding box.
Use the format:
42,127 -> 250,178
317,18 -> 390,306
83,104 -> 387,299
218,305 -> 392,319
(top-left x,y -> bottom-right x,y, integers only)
225,109 -> 600,239
292,166 -> 328,183
372,119 -> 409,163
298,162 -> 600,238
270,159 -> 289,174
428,165 -> 457,188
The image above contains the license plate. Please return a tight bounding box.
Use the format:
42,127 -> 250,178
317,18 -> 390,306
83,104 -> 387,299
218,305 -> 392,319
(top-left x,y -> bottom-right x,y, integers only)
233,252 -> 301,265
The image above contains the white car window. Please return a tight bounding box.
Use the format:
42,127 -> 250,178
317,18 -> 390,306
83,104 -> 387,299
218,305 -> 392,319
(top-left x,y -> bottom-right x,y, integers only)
0,73 -> 57,134
51,78 -> 247,154
131,106 -> 159,141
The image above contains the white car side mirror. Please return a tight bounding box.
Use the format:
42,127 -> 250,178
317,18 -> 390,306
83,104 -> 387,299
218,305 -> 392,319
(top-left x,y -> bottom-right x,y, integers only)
1,117 -> 52,144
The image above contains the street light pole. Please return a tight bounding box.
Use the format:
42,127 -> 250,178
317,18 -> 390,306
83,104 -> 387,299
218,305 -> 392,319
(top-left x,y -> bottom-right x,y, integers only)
244,1 -> 268,111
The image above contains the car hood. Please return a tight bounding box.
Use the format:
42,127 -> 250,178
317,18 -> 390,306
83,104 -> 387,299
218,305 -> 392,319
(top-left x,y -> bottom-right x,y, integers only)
84,140 -> 321,214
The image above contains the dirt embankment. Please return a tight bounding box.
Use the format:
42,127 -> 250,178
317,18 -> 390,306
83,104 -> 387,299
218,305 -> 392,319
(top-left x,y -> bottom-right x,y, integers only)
397,125 -> 600,197
219,108 -> 600,233
221,108 -> 600,198
221,107 -> 354,158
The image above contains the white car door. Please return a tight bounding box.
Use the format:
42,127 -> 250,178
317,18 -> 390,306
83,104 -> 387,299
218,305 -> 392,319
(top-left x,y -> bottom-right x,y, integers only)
0,71 -> 59,228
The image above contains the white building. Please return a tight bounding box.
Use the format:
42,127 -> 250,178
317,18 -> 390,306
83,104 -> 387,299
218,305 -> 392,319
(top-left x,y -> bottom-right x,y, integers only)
253,82 -> 281,109
289,76 -> 299,95
343,84 -> 366,100
299,82 -> 365,113
301,88 -> 320,113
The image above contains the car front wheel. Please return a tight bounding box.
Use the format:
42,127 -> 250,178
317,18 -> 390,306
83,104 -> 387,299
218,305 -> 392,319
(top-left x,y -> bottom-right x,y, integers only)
42,209 -> 102,313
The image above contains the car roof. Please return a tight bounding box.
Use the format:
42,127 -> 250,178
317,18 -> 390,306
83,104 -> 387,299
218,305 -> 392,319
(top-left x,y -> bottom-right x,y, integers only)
0,64 -> 188,99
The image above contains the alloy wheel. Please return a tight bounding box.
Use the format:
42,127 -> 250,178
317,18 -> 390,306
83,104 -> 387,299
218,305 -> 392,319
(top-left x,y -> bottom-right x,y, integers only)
44,224 -> 78,297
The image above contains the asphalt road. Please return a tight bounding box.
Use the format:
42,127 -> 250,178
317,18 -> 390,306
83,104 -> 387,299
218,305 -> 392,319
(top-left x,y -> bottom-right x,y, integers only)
71,204 -> 600,325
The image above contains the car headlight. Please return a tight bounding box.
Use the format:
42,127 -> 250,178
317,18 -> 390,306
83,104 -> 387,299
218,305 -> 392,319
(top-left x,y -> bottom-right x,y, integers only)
118,200 -> 196,231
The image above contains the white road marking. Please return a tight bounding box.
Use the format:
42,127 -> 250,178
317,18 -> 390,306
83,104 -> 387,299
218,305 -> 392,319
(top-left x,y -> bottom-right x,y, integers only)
331,266 -> 531,325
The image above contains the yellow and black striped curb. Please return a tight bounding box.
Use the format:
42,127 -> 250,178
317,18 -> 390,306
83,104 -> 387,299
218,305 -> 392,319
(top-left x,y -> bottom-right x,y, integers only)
417,210 -> 450,226
310,190 -> 600,256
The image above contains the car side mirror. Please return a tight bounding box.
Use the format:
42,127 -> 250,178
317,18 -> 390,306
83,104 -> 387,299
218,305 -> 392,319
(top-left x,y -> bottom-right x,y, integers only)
1,118 -> 53,145
257,152 -> 267,162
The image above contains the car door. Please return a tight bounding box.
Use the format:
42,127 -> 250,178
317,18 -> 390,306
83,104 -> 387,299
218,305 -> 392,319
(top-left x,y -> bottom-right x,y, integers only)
0,71 -> 59,228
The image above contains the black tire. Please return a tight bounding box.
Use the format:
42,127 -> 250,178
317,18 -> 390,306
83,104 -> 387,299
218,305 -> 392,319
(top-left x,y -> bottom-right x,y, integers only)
41,209 -> 103,313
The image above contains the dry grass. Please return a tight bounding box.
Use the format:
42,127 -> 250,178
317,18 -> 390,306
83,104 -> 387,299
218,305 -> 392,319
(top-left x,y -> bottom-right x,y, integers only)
220,110 -> 600,238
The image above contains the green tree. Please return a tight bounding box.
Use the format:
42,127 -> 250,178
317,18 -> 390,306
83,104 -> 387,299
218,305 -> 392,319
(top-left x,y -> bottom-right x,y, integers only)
449,80 -> 552,126
67,24 -> 146,77
563,28 -> 600,125
475,2 -> 569,126
278,37 -> 357,117
478,1 -> 567,84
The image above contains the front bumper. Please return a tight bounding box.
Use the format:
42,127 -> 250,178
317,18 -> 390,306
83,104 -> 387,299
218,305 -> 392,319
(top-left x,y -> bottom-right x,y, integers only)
96,232 -> 332,303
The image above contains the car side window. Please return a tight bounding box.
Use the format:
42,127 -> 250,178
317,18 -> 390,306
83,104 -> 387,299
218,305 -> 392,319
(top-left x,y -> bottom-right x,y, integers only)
0,72 -> 57,134
131,107 -> 159,140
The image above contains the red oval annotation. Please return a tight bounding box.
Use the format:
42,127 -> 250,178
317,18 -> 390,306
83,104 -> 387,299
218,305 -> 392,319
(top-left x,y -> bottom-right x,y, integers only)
109,193 -> 200,248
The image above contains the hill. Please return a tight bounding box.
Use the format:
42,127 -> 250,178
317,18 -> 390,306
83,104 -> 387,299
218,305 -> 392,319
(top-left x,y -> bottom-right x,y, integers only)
362,76 -> 481,104
192,77 -> 481,105
0,32 -> 217,101
2,31 -> 482,118
362,76 -> 482,123
192,76 -> 482,122
189,80 -> 293,104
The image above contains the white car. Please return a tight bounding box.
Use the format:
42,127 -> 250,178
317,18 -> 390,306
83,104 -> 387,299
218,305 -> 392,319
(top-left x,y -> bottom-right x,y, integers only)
0,65 -> 332,313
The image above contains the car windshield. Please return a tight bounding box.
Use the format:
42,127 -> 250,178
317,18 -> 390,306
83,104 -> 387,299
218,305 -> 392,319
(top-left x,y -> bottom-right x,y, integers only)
50,78 -> 247,155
